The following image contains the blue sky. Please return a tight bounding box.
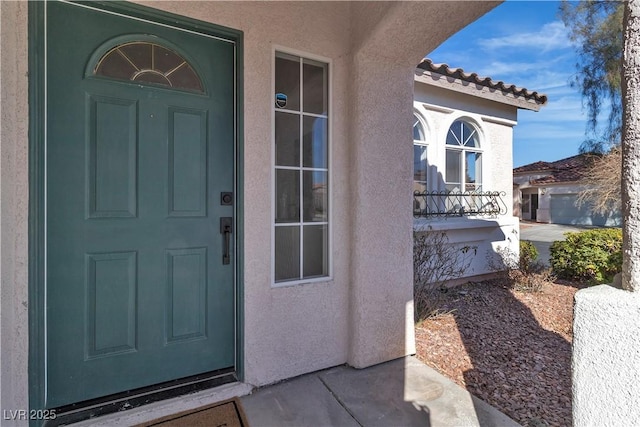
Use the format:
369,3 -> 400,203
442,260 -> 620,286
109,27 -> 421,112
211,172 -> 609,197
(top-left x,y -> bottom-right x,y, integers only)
428,0 -> 588,167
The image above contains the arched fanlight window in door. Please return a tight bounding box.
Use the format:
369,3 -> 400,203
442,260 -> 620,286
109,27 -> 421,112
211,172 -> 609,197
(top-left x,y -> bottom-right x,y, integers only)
94,42 -> 204,92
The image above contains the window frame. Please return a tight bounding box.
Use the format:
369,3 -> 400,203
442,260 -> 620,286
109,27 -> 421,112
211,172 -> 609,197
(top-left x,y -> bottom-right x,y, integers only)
444,118 -> 483,193
413,112 -> 429,193
84,34 -> 209,95
271,46 -> 332,287
93,41 -> 205,92
521,194 -> 531,214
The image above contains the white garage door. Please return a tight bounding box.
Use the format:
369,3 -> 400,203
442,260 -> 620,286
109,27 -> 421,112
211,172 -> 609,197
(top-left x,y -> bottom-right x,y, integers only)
549,194 -> 620,226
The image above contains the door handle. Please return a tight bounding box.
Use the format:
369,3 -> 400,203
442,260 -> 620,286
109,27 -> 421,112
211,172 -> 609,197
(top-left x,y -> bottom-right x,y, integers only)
220,217 -> 232,265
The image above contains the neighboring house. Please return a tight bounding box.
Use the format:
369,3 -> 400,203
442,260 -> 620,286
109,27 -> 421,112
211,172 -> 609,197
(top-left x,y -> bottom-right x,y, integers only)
2,1 -> 509,424
413,59 -> 547,282
514,154 -> 621,226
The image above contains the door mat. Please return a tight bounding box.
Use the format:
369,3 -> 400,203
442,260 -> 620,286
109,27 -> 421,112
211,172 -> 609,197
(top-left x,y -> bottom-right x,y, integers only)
135,398 -> 249,427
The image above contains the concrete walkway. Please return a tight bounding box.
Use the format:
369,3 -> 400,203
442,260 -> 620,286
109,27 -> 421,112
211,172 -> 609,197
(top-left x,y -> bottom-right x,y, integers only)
519,221 -> 596,266
240,356 -> 519,427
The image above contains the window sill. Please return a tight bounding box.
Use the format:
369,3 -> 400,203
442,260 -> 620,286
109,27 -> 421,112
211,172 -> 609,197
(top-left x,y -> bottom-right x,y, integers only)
413,215 -> 519,232
272,275 -> 333,289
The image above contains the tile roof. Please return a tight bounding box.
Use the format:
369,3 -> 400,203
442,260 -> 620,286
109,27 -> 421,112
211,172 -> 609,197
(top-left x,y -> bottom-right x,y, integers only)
514,153 -> 599,185
418,58 -> 548,106
512,160 -> 552,173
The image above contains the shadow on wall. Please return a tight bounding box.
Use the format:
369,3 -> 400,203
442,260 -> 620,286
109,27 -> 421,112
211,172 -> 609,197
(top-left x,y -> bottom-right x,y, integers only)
414,157 -> 499,218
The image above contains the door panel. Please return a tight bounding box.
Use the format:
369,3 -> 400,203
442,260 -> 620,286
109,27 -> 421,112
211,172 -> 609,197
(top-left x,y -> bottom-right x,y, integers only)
166,247 -> 208,342
86,251 -> 138,358
45,1 -> 236,408
87,95 -> 138,218
168,108 -> 208,217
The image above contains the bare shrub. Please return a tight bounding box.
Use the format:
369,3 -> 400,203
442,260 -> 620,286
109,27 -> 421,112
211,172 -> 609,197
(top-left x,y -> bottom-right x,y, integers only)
413,228 -> 476,321
576,147 -> 621,215
487,243 -> 553,293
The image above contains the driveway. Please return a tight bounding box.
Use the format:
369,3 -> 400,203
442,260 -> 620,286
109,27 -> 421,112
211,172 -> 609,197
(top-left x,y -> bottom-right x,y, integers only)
519,221 -> 597,266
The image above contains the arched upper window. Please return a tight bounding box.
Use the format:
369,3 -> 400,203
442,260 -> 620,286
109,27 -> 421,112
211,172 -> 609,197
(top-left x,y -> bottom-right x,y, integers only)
413,113 -> 428,195
94,42 -> 203,93
445,120 -> 482,192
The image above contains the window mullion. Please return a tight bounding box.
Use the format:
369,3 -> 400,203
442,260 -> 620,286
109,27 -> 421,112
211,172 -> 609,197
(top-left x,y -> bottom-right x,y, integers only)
298,58 -> 304,280
461,150 -> 466,191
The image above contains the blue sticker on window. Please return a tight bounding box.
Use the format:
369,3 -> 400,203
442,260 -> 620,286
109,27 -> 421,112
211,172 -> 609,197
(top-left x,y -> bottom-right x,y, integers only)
275,93 -> 287,108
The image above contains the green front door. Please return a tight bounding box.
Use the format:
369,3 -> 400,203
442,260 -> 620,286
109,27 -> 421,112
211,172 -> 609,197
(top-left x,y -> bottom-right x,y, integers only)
44,1 -> 236,408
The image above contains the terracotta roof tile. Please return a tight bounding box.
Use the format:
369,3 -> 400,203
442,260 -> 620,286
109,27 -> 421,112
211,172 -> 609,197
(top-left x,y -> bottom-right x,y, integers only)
513,161 -> 553,173
418,58 -> 548,106
514,153 -> 600,185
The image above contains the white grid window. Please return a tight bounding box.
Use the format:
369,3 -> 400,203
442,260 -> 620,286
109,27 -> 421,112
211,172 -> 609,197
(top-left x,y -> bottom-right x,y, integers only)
413,113 -> 428,194
273,51 -> 329,283
445,120 -> 482,192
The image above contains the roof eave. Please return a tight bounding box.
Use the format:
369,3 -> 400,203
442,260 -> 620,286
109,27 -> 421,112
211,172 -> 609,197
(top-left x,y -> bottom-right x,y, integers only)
414,69 -> 545,112
529,179 -> 582,186
513,168 -> 552,175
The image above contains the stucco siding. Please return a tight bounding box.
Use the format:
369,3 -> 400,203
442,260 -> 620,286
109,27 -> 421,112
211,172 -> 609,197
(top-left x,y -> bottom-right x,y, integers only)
484,121 -> 514,216
573,285 -> 640,426
0,1 -> 30,421
415,217 -> 520,281
415,84 -> 517,124
348,57 -> 416,368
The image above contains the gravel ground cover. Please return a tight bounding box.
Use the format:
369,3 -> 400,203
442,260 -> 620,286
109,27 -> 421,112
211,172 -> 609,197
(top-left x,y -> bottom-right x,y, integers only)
415,279 -> 584,427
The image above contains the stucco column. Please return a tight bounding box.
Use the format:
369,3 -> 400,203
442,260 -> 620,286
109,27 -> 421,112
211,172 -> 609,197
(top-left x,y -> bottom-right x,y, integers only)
347,53 -> 416,368
0,1 -> 30,423
345,0 -> 499,369
572,287 -> 640,426
572,2 -> 640,425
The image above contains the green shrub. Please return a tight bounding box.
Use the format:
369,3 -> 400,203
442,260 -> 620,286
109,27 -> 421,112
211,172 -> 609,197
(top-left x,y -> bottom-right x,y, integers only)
550,228 -> 622,284
519,240 -> 539,273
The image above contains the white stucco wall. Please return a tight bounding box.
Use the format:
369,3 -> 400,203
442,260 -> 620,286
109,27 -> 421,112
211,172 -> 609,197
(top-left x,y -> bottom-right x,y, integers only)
347,57 -> 418,368
412,74 -> 520,282
572,285 -> 640,426
1,0 -> 500,420
414,79 -> 516,218
513,184 -> 521,217
415,217 -> 520,283
415,82 -> 518,124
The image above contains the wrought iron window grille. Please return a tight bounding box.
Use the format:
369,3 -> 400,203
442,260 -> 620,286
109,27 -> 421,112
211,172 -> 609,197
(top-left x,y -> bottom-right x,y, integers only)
413,190 -> 507,218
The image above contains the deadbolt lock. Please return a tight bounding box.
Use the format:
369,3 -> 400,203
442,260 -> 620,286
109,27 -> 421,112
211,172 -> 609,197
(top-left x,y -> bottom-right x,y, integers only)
221,192 -> 233,206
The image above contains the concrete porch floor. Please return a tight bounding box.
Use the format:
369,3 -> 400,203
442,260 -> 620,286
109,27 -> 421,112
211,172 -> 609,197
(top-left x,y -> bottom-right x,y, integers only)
72,356 -> 518,426
240,356 -> 520,427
